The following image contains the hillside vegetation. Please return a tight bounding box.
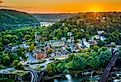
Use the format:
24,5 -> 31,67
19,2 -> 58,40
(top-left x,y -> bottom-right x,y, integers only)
0,9 -> 39,31
0,12 -> 121,69
39,12 -> 121,44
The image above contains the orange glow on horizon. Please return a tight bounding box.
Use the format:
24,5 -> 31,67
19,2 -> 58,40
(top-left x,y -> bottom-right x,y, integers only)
88,4 -> 103,12
1,0 -> 121,13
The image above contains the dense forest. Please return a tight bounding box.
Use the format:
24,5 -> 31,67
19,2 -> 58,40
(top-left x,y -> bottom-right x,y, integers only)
0,9 -> 39,31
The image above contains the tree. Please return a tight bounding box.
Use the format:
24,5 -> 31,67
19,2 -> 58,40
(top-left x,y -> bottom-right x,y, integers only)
46,64 -> 53,75
53,37 -> 58,40
16,62 -> 23,69
87,52 -> 100,68
12,60 -> 19,67
2,55 -> 10,66
24,34 -> 30,40
92,45 -> 99,52
9,53 -> 19,63
56,29 -> 62,39
98,40 -> 106,47
16,47 -> 25,56
56,63 -> 65,73
99,47 -> 108,52
47,48 -> 53,55
72,56 -> 85,70
3,38 -> 10,45
12,60 -> 23,69
99,50 -> 112,66
63,27 -> 69,32
28,44 -> 35,52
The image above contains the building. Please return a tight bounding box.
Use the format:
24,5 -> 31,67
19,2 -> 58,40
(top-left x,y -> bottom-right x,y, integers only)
82,38 -> 90,48
106,42 -> 116,47
100,36 -> 106,41
36,51 -> 47,59
93,35 -> 100,40
88,39 -> 97,45
46,40 -> 65,47
41,22 -> 54,27
92,35 -> 106,41
97,30 -> 104,35
61,37 -> 66,42
68,32 -> 73,36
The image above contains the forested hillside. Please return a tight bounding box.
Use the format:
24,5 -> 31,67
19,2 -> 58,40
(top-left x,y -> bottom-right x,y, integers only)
39,12 -> 121,44
0,9 -> 39,31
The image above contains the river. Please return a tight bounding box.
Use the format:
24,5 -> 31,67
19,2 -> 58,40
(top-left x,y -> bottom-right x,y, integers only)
53,74 -> 99,82
45,69 -> 121,82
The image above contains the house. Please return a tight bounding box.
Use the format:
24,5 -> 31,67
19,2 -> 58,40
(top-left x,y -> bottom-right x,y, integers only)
35,51 -> 47,59
11,46 -> 18,52
67,37 -> 74,43
97,30 -> 104,35
61,37 -> 66,41
88,39 -> 97,45
100,36 -> 106,41
93,35 -> 100,40
66,43 -> 75,52
19,44 -> 29,49
67,39 -> 71,43
92,35 -> 106,41
76,43 -> 82,49
41,22 -> 54,27
46,40 -> 65,47
82,38 -> 90,48
68,32 -> 73,36
106,42 -> 116,47
4,45 -> 12,51
62,23 -> 65,26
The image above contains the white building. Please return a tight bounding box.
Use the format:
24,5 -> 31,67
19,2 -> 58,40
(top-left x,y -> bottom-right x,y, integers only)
46,40 -> 65,47
97,30 -> 104,35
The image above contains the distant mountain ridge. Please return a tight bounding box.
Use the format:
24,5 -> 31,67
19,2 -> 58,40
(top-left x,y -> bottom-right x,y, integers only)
0,9 -> 40,31
32,13 -> 75,22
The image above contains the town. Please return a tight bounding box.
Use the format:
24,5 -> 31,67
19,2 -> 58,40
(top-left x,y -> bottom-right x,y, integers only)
0,9 -> 121,82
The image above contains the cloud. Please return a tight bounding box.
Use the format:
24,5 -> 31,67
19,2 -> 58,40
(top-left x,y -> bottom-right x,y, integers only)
0,0 -> 3,3
0,5 -> 16,10
0,6 -> 14,8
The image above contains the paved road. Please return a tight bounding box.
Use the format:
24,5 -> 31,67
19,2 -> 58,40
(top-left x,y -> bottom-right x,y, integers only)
28,69 -> 38,82
0,68 -> 15,74
40,58 -> 52,70
26,52 -> 36,62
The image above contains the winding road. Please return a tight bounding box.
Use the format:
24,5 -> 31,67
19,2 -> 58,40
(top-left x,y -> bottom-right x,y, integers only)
28,69 -> 38,82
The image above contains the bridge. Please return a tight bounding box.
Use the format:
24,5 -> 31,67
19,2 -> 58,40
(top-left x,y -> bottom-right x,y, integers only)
99,48 -> 119,82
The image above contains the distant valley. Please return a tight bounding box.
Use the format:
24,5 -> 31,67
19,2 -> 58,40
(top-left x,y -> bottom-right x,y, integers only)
0,9 -> 75,31
32,13 -> 75,22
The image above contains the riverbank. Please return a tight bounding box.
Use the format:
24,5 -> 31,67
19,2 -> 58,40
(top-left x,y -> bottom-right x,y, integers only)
43,67 -> 121,82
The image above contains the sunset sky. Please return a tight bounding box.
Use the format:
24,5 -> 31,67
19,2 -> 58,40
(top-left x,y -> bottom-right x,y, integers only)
0,0 -> 121,13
